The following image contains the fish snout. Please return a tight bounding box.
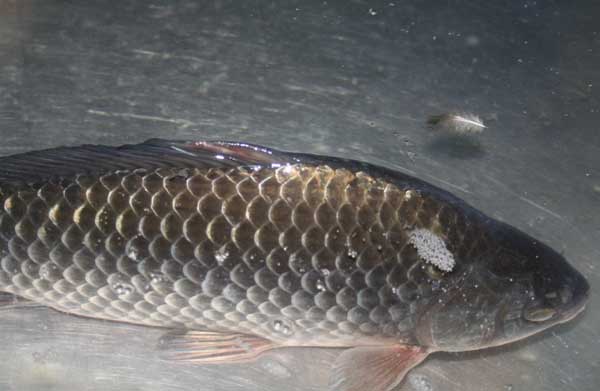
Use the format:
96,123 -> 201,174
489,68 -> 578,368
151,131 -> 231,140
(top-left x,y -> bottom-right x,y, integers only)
527,263 -> 590,324
560,271 -> 590,322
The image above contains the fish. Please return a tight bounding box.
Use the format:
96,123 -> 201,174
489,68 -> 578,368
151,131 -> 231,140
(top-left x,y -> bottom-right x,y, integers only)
0,139 -> 589,390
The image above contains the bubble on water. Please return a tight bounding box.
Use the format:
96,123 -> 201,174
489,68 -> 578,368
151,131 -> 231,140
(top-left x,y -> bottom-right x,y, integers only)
376,245 -> 383,252
215,248 -> 229,265
111,282 -> 134,297
148,271 -> 171,294
281,165 -> 295,175
408,374 -> 432,391
320,268 -> 330,276
272,319 -> 293,336
262,359 -> 292,379
316,279 -> 327,292
150,271 -> 168,284
504,385 -> 513,391
368,8 -> 377,15
233,336 -> 252,352
39,263 -> 58,280
127,246 -> 139,261
347,249 -> 358,259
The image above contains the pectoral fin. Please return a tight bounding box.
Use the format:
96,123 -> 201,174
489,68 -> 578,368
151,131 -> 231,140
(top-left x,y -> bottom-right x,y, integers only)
159,330 -> 277,364
330,344 -> 429,391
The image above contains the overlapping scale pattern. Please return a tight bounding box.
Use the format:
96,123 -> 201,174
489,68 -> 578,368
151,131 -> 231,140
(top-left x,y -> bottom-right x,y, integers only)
0,164 -> 490,344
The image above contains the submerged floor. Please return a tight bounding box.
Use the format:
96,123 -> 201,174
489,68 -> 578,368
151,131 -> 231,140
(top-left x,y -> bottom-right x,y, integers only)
0,1 -> 598,390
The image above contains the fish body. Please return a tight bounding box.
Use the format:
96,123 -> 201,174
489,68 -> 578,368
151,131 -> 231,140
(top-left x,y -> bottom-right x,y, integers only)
0,140 -> 589,390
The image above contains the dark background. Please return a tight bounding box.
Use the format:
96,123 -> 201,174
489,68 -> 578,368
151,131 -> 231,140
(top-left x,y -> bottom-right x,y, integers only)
0,0 -> 598,390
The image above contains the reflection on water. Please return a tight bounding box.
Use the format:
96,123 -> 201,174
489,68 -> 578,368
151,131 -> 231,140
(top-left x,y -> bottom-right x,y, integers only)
425,134 -> 485,160
0,306 -> 591,391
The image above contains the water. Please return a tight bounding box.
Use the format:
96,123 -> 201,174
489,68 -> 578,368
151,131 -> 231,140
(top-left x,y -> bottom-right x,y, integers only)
0,0 -> 598,390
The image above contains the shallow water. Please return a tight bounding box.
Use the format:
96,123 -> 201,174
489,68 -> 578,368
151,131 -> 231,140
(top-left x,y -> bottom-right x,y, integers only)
0,0 -> 598,390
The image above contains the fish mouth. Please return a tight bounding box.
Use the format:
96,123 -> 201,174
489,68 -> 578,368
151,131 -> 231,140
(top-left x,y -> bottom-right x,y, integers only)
559,277 -> 590,323
561,300 -> 587,323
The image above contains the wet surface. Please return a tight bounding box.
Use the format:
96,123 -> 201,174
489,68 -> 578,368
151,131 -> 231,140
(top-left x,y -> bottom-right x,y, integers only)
0,0 -> 598,390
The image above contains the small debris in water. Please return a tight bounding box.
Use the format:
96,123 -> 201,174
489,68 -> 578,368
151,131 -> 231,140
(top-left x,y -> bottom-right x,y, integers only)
427,113 -> 486,134
404,190 -> 415,200
127,246 -> 139,261
150,271 -> 168,284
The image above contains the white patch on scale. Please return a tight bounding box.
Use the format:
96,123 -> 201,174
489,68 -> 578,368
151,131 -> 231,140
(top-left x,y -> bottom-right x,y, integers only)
408,228 -> 455,272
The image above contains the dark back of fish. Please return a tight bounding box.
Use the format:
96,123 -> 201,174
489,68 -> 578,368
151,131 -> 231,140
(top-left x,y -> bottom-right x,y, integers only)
0,153 -> 489,345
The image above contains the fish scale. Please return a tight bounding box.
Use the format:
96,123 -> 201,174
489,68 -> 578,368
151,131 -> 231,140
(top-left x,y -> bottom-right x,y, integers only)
0,163 -> 472,344
0,140 -> 589,391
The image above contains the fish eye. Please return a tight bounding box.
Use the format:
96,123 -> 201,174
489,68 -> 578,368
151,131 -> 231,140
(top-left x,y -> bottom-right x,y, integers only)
523,307 -> 556,322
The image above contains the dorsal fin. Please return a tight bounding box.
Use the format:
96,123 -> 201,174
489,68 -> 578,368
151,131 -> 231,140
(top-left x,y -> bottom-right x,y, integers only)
0,139 -> 478,217
0,139 -> 287,185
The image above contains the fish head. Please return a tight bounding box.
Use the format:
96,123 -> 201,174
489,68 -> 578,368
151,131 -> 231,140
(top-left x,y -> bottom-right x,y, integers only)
485,225 -> 590,341
423,223 -> 589,352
